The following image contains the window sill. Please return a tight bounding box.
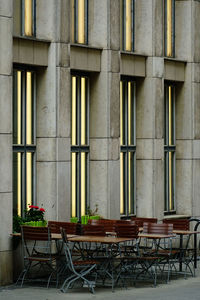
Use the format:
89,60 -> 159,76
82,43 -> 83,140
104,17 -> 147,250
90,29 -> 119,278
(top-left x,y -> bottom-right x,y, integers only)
163,214 -> 191,220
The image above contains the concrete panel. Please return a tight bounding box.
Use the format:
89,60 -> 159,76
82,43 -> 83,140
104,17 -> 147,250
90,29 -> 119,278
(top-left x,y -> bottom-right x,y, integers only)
108,138 -> 120,161
0,0 -> 12,17
193,1 -> 200,62
89,0 -> 108,48
60,0 -> 70,43
155,78 -> 163,139
0,251 -> 13,285
176,160 -> 193,215
192,160 -> 200,217
146,57 -> 164,78
110,0 -> 120,50
37,162 -> 57,220
57,138 -> 71,162
176,140 -> 192,159
90,72 -> 108,138
137,78 -> 162,139
164,60 -> 185,82
137,139 -> 163,160
101,50 -> 120,73
135,0 -> 153,55
120,53 -> 146,77
36,0 -> 57,41
191,63 -> 200,83
56,43 -> 70,67
152,0 -> 163,57
57,67 -> 71,138
193,140 -> 200,159
37,44 -> 57,137
154,160 -> 165,220
108,160 -> 120,219
0,135 -> 12,193
57,162 -> 71,221
0,76 -> 12,134
90,161 -> 108,218
90,138 -> 108,161
0,16 -> 12,75
37,138 -> 56,162
175,1 -> 192,61
0,193 -> 12,251
110,72 -> 120,138
13,0 -> 21,36
13,38 -> 49,66
193,82 -> 200,139
176,82 -> 192,139
136,160 -> 154,217
70,45 -> 101,72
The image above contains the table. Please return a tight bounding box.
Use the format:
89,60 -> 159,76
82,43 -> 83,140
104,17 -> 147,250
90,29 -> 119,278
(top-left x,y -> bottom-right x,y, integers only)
66,235 -> 135,291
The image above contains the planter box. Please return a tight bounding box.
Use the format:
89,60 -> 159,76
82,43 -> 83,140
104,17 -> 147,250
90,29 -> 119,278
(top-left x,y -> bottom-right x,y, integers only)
22,220 -> 47,227
70,217 -> 79,223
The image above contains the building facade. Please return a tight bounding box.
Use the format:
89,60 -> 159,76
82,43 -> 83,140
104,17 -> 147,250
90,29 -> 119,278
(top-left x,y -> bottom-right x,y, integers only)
1,0 -> 200,284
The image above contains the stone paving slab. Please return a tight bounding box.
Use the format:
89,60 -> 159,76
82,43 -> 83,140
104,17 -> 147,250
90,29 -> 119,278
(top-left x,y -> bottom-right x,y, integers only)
1,273 -> 200,300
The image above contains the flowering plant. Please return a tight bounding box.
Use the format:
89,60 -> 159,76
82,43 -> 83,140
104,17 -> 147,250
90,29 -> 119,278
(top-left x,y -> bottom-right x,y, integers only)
24,205 -> 46,222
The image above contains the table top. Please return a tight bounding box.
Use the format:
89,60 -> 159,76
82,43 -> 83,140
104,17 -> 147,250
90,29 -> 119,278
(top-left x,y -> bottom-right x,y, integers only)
68,235 -> 134,244
173,230 -> 200,235
139,233 -> 176,239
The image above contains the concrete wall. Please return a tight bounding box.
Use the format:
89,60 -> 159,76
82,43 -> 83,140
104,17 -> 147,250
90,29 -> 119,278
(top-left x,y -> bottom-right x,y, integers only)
0,0 -> 13,285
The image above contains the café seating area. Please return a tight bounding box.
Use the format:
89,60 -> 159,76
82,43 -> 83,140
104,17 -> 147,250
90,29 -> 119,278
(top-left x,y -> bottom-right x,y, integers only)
14,217 -> 200,293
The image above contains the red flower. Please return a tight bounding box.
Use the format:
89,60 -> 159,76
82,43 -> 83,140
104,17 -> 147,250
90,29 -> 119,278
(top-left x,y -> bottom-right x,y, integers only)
29,205 -> 39,209
40,208 -> 45,212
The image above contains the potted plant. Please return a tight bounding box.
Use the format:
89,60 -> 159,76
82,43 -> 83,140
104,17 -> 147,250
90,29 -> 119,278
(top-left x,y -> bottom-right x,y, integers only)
81,204 -> 101,224
23,205 -> 47,226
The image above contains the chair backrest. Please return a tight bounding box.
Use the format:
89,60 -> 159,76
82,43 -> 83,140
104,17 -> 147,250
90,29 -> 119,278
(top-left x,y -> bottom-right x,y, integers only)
88,219 -> 116,232
21,225 -> 50,241
115,223 -> 139,239
21,226 -> 51,257
163,219 -> 189,231
143,222 -> 173,235
131,217 -> 157,227
48,221 -> 78,234
82,224 -> 105,236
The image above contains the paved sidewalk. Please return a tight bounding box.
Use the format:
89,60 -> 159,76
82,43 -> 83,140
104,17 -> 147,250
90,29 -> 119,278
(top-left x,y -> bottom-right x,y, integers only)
1,273 -> 200,300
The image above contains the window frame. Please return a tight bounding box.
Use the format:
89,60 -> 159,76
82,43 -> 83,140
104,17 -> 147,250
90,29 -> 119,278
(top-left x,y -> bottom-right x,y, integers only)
71,74 -> 90,220
164,83 -> 176,214
120,78 -> 136,217
13,68 -> 36,217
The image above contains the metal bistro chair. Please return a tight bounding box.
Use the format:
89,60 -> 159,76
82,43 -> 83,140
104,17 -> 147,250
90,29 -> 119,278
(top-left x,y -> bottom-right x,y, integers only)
60,228 -> 98,294
16,226 -> 57,288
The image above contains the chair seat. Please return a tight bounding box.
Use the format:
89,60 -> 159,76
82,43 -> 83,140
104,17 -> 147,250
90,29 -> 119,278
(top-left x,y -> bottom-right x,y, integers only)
74,260 -> 98,266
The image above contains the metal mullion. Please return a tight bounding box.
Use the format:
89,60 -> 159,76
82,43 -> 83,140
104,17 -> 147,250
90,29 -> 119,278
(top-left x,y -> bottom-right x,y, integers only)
131,0 -> 134,51
123,0 -> 126,50
172,0 -> 175,57
21,0 -> 25,36
75,0 -> 78,43
85,0 -> 88,44
125,151 -> 128,215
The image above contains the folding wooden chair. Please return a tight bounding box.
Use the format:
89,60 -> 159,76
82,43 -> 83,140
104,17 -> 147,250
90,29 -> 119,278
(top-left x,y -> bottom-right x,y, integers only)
16,226 -> 57,287
60,228 -> 97,293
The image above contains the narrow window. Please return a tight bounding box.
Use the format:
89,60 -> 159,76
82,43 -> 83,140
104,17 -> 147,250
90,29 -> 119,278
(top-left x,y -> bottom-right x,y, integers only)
13,70 -> 36,216
72,0 -> 88,44
164,84 -> 176,212
120,79 -> 136,216
22,0 -> 36,37
164,0 -> 175,57
121,0 -> 134,51
71,75 -> 89,219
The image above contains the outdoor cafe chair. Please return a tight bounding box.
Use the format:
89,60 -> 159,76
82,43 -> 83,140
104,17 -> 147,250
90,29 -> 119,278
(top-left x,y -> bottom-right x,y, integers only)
48,221 -> 79,234
131,217 -> 157,228
16,226 -> 58,288
60,228 -> 98,294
